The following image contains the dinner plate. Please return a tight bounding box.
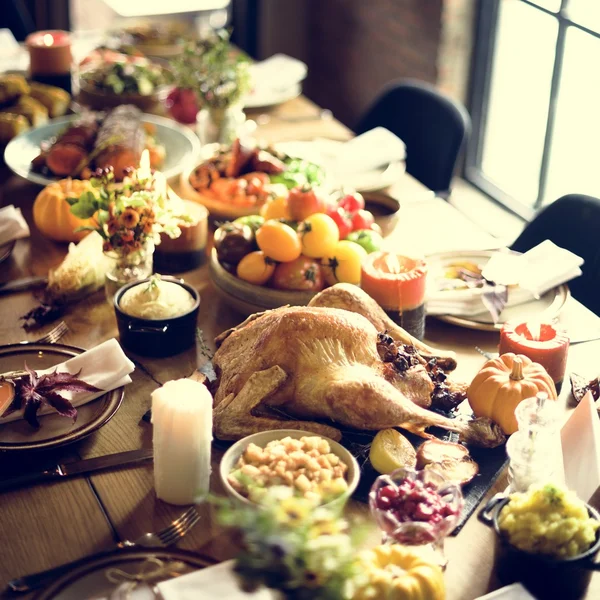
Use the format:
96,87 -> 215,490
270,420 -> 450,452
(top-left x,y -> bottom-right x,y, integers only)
0,343 -> 124,452
426,250 -> 570,332
244,83 -> 302,109
34,548 -> 214,600
274,140 -> 405,192
4,113 -> 201,186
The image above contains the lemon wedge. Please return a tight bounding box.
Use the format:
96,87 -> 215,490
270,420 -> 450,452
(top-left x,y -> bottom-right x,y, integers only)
369,429 -> 417,475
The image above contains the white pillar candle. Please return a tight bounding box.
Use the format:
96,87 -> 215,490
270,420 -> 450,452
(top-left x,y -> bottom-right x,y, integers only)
151,378 -> 213,505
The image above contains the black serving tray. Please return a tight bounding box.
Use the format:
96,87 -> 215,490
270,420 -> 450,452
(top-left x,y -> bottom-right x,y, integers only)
339,426 -> 508,535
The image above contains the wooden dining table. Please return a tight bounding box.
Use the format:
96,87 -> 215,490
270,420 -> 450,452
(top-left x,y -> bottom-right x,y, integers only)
1,94 -> 599,599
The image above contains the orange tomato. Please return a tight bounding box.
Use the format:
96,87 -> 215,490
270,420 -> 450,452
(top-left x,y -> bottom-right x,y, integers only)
322,240 -> 368,285
256,220 -> 302,262
260,195 -> 291,221
299,213 -> 339,258
236,251 -> 276,285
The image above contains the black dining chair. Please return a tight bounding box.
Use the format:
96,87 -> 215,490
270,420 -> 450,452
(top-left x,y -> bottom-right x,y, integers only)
511,194 -> 600,316
355,79 -> 471,196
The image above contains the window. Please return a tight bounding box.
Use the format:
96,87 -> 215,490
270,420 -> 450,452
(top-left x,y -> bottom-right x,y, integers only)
467,0 -> 600,219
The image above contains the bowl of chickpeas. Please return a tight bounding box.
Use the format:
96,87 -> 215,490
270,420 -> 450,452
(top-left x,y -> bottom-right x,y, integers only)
479,484 -> 600,600
220,429 -> 360,510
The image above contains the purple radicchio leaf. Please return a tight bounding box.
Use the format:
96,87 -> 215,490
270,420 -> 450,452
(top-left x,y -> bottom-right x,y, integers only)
481,283 -> 508,324
15,364 -> 100,428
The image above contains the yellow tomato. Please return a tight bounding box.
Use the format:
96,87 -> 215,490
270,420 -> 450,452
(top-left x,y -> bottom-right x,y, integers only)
260,196 -> 291,221
255,220 -> 302,262
299,213 -> 339,258
322,240 -> 368,285
236,251 -> 276,285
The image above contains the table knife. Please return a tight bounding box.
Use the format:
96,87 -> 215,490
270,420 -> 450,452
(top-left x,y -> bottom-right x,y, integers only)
0,448 -> 153,493
0,276 -> 47,295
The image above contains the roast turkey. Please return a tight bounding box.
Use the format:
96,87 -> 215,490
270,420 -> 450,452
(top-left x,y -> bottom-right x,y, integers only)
212,284 -> 505,447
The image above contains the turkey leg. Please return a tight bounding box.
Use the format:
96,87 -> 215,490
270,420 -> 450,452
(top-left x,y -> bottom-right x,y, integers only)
213,365 -> 343,441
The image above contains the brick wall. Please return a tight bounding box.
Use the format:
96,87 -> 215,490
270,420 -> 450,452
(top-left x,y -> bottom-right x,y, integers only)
301,0 -> 444,129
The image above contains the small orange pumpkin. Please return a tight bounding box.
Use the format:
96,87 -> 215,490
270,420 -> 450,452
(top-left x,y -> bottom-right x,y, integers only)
33,179 -> 95,243
467,352 -> 557,435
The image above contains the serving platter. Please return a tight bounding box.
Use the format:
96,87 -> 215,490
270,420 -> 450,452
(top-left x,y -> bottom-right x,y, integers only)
34,548 -> 214,600
4,113 -> 201,186
0,343 -> 124,452
426,250 -> 570,332
210,248 -> 317,316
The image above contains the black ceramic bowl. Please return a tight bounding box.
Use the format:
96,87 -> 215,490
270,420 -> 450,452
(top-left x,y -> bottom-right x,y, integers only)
114,276 -> 200,357
479,494 -> 600,599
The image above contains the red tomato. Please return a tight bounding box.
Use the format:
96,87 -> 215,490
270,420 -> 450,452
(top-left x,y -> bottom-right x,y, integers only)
351,209 -> 375,231
287,185 -> 327,221
271,256 -> 324,291
339,192 -> 365,212
326,205 -> 353,240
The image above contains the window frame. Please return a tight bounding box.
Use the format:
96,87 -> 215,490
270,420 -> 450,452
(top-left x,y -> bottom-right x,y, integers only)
466,0 -> 600,219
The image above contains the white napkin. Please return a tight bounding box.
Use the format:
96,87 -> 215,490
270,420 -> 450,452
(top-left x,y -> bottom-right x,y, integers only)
250,53 -> 307,92
332,127 -> 406,175
89,561 -> 276,600
0,338 -> 135,424
0,205 -> 30,247
475,583 -> 537,600
561,390 -> 600,502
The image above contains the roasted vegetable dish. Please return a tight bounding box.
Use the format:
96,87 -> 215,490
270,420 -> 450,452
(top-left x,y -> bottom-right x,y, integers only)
31,105 -> 165,181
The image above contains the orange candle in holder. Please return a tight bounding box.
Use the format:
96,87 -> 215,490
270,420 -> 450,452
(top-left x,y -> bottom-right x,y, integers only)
499,321 -> 570,387
361,251 -> 428,340
26,30 -> 72,92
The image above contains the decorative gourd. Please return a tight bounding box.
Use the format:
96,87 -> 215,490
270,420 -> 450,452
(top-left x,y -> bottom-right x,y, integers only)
33,179 -> 95,243
354,544 -> 445,600
467,352 -> 557,435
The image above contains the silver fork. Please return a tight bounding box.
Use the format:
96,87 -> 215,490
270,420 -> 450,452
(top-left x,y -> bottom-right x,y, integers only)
20,321 -> 69,345
475,346 -> 496,360
7,507 -> 201,593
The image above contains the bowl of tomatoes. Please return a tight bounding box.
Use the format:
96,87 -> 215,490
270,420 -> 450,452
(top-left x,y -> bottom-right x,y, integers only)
208,186 -> 386,315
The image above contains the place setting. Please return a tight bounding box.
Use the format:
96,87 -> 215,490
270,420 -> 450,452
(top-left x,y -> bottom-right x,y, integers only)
2,11 -> 600,600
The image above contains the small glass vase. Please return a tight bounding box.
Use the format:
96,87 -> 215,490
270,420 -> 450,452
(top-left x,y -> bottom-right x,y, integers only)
196,104 -> 246,146
369,467 -> 463,570
104,241 -> 154,305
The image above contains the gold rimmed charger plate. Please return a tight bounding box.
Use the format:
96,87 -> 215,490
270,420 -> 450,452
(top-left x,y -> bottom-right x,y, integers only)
426,250 -> 570,332
0,343 -> 124,452
34,548 -> 215,600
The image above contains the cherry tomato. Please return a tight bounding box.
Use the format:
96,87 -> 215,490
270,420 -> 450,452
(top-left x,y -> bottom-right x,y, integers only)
260,195 -> 291,221
326,205 -> 353,240
272,256 -> 324,291
299,213 -> 339,259
321,240 -> 368,285
287,185 -> 327,221
338,192 -> 365,213
236,251 -> 276,285
256,220 -> 302,262
351,209 -> 375,231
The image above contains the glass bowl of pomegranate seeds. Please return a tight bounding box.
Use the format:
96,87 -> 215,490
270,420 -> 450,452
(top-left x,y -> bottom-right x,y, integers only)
369,466 -> 464,548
